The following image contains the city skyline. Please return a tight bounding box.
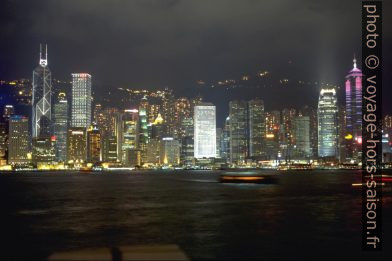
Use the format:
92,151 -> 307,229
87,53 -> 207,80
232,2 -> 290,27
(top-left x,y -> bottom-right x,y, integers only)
1,45 -> 391,169
0,2 -> 389,259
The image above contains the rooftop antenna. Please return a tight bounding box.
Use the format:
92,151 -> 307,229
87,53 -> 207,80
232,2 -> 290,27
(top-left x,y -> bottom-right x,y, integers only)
353,53 -> 357,69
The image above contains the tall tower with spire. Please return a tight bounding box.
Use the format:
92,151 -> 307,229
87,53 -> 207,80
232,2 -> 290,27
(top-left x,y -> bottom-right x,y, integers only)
344,54 -> 363,161
32,44 -> 53,138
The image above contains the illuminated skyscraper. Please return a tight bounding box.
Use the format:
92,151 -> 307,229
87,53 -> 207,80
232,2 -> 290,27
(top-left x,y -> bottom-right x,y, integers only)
32,44 -> 52,138
32,137 -> 56,165
220,116 -> 230,160
87,123 -> 101,163
102,137 -> 118,163
160,137 -> 180,166
229,100 -> 248,163
93,104 -> 103,124
293,116 -> 311,158
248,99 -> 265,159
180,117 -> 194,166
71,73 -> 92,128
194,103 -> 216,158
53,93 -> 68,162
120,109 -> 139,164
345,56 -> 363,161
265,111 -> 280,160
3,105 -> 14,119
148,104 -> 161,124
138,107 -> 148,163
67,127 -> 87,163
345,56 -> 363,140
173,97 -> 191,138
318,88 -> 339,158
8,116 -> 30,165
0,105 -> 14,165
299,105 -> 318,158
0,122 -> 6,165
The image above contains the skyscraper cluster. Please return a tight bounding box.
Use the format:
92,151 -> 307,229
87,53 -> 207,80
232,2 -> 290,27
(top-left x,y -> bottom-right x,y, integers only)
0,48 -> 391,170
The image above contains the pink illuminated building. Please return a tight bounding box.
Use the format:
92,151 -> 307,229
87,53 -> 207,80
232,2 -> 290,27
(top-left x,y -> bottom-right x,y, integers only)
344,56 -> 363,161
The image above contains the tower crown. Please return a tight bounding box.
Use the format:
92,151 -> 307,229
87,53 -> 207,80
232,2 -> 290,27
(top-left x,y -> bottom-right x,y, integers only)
39,44 -> 48,67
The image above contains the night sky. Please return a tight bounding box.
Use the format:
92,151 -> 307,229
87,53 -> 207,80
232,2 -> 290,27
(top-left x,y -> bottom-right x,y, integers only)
1,0 -> 391,116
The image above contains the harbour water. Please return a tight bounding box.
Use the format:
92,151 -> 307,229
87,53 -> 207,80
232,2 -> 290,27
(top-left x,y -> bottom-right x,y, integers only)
0,170 -> 391,260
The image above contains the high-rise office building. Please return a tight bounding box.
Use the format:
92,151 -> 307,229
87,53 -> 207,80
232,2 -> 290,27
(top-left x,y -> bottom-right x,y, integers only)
293,116 -> 311,158
281,108 -> 297,159
71,73 -> 92,128
345,56 -> 363,162
3,105 -> 14,119
100,107 -> 120,137
53,92 -> 68,162
0,122 -> 7,165
148,104 -> 161,124
67,127 -> 87,163
102,137 -> 118,163
180,117 -> 194,166
32,137 -> 56,165
32,44 -> 52,138
318,88 -> 339,158
87,123 -> 101,163
229,100 -> 248,163
299,105 -> 318,158
0,105 -> 14,165
265,110 -> 280,160
120,109 -> 139,164
161,89 -> 175,136
93,104 -> 103,124
220,116 -> 230,160
146,139 -> 161,165
194,103 -> 216,158
216,128 -> 222,158
345,56 -> 363,140
173,97 -> 191,138
8,116 -> 29,165
248,99 -> 265,159
160,137 -> 180,166
138,107 -> 148,163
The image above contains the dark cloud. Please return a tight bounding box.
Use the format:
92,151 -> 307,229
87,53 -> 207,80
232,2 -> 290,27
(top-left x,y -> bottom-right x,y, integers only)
1,0 -> 391,113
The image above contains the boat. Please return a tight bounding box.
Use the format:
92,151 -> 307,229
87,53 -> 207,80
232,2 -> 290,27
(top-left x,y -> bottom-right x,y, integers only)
277,163 -> 313,171
219,172 -> 278,184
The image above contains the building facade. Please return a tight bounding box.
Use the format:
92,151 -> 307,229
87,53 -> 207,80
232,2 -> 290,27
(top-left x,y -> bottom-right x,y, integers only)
318,89 -> 339,158
32,44 -> 52,138
229,100 -> 248,163
53,92 -> 68,162
87,123 -> 101,163
8,116 -> 29,165
194,103 -> 216,158
67,127 -> 87,163
248,99 -> 265,160
344,56 -> 363,162
71,73 -> 92,128
293,116 -> 311,158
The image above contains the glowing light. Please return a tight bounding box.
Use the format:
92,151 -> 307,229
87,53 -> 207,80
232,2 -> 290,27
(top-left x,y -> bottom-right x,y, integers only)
125,109 -> 138,113
345,134 -> 353,140
320,88 -> 336,95
266,134 -> 275,138
221,176 -> 264,181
